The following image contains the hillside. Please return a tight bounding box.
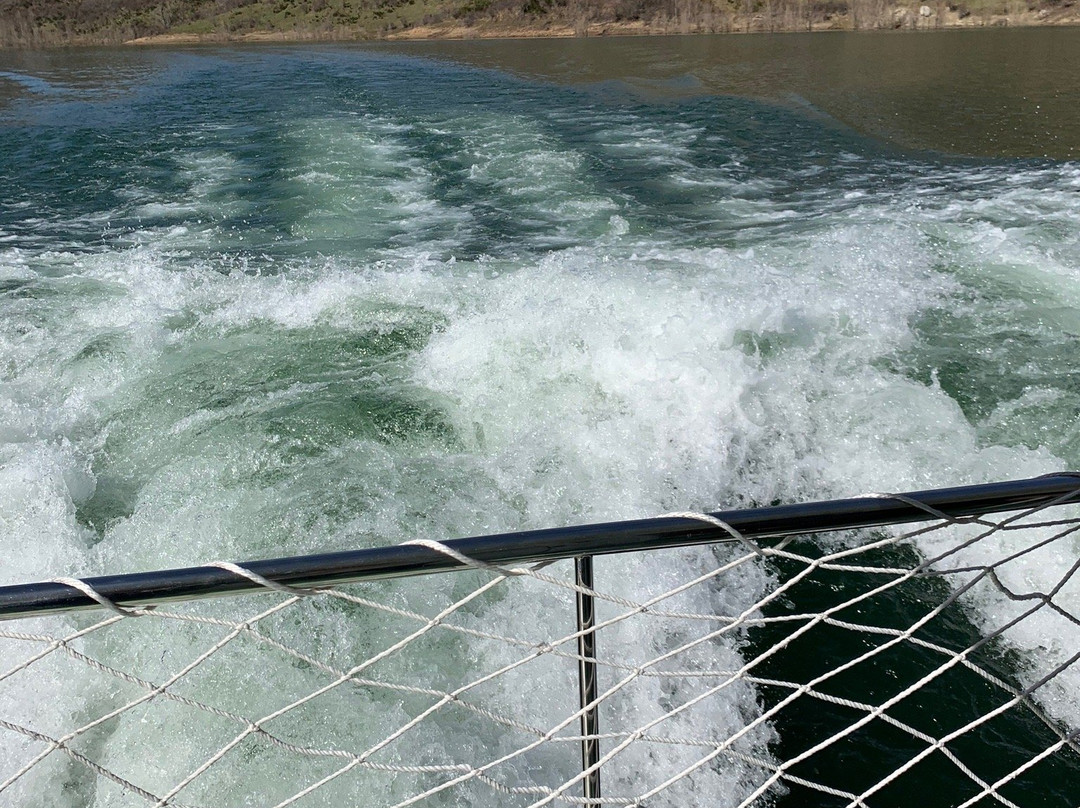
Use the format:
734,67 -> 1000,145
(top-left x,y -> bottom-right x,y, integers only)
0,0 -> 1078,47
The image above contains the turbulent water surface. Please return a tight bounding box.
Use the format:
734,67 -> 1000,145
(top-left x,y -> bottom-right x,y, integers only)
1,32 -> 1079,806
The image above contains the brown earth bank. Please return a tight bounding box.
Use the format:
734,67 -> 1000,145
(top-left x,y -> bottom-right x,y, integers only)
383,6 -> 1080,39
1,0 -> 1078,48
129,8 -> 1080,48
126,9 -> 1080,48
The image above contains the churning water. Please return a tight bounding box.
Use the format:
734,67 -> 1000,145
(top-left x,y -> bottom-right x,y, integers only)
1,36 -> 1079,806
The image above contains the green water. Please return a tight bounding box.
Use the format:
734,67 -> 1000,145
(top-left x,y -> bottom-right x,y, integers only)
1,31 -> 1079,806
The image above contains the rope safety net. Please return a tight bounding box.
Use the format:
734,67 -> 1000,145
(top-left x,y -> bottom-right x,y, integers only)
2,486 -> 1080,808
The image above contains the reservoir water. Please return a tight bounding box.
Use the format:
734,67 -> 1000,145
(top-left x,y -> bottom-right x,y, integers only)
1,30 -> 1079,806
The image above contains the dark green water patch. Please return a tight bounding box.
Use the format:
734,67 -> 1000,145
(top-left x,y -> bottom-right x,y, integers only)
71,331 -> 126,363
147,314 -> 439,410
261,385 -> 462,461
748,538 -> 1080,808
71,311 -> 454,540
74,472 -> 142,539
880,289 -> 1080,464
0,277 -> 68,304
0,278 -> 40,298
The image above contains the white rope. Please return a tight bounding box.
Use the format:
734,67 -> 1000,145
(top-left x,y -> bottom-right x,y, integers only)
659,510 -> 766,556
206,561 -> 321,596
400,538 -> 529,577
1,487 -> 1078,808
49,577 -> 143,617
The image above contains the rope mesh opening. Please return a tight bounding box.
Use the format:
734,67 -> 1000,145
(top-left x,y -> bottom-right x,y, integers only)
2,491 -> 1079,807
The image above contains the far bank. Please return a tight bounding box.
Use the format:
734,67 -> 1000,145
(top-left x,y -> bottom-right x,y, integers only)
2,0 -> 1080,49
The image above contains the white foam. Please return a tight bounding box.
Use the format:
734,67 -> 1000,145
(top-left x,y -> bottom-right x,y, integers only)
4,94 -> 1080,806
283,115 -> 473,250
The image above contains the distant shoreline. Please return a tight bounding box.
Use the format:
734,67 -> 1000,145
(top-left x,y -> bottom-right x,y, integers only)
120,11 -> 1080,46
120,14 -> 1080,46
3,0 -> 1077,50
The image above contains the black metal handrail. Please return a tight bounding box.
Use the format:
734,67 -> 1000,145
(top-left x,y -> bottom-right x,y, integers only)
5,472 -> 1080,807
2,473 -> 1079,620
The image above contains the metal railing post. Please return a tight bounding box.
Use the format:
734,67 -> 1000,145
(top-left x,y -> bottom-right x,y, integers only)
575,555 -> 601,805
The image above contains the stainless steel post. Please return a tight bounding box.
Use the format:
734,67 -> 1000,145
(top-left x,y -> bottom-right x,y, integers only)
575,555 -> 600,805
